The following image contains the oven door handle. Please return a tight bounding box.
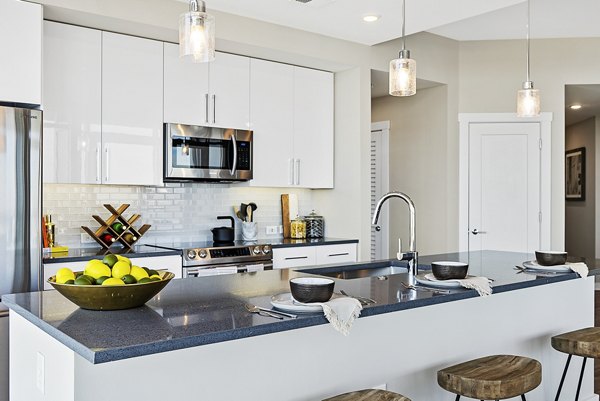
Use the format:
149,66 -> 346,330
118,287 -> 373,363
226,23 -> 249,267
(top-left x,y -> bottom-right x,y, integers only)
230,134 -> 237,176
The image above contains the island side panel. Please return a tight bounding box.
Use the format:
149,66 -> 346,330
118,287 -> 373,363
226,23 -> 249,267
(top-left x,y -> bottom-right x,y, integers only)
67,277 -> 596,401
9,312 -> 76,401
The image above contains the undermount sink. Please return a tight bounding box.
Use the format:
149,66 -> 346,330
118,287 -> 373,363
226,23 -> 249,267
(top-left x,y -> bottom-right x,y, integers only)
300,261 -> 409,280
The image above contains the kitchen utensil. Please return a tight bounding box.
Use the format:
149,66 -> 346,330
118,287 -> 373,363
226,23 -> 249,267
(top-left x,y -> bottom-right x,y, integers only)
522,260 -> 570,272
431,261 -> 469,280
401,281 -> 451,294
305,210 -> 325,238
246,204 -> 252,222
514,266 -> 560,276
535,251 -> 568,266
245,303 -> 297,319
414,274 -> 469,289
339,289 -> 375,305
245,304 -> 283,320
211,216 -> 235,243
290,277 -> 334,303
249,202 -> 257,212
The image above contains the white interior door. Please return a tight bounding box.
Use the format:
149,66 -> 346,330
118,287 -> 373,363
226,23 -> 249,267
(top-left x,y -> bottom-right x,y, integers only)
468,122 -> 541,252
371,122 -> 390,260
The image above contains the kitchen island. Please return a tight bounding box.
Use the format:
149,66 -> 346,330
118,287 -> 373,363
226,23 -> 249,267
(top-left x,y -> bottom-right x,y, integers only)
4,251 -> 596,401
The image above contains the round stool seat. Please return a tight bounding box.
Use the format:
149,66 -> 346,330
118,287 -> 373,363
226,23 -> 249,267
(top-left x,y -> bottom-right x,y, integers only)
437,355 -> 542,400
323,389 -> 411,401
552,327 -> 600,358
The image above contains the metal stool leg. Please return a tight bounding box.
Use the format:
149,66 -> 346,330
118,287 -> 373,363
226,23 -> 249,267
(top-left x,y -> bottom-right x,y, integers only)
575,357 -> 587,401
521,395 -> 526,401
454,395 -> 460,401
554,354 -> 573,401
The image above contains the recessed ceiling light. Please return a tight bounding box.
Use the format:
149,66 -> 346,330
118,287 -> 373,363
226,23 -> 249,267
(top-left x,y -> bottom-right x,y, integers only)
363,15 -> 380,22
570,104 -> 582,110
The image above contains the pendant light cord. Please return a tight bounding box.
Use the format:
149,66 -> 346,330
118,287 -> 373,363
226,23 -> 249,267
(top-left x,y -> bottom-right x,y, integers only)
526,0 -> 531,82
402,0 -> 406,51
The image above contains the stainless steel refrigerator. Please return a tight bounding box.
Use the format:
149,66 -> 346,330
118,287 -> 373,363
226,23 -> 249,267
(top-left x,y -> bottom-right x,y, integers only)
0,105 -> 42,401
0,105 -> 42,313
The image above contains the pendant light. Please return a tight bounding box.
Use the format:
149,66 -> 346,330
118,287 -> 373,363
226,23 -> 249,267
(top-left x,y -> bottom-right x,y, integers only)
179,0 -> 215,63
516,0 -> 540,117
389,0 -> 416,97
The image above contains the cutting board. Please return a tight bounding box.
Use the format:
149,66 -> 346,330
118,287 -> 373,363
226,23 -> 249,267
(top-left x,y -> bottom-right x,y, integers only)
281,194 -> 299,238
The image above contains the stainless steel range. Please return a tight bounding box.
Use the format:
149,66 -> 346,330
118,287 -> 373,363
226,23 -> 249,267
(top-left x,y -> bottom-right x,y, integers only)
149,241 -> 272,277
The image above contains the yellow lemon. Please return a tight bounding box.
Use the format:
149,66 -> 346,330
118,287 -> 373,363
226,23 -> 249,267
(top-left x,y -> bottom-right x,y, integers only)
149,274 -> 161,281
56,267 -> 75,284
84,262 -> 111,280
111,261 -> 131,279
115,255 -> 131,265
130,265 -> 149,281
101,277 -> 125,286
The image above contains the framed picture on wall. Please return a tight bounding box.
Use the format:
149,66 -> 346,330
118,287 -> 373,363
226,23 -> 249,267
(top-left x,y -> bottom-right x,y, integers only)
565,147 -> 585,201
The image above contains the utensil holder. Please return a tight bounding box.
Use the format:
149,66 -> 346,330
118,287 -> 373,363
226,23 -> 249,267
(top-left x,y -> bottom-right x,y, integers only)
242,222 -> 258,241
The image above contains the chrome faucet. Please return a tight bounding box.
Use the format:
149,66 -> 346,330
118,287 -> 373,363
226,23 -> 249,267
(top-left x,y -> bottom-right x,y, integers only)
372,192 -> 418,275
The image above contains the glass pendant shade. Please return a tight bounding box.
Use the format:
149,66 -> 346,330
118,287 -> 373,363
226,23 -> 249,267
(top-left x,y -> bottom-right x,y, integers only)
389,53 -> 416,96
517,82 -> 540,117
179,5 -> 215,63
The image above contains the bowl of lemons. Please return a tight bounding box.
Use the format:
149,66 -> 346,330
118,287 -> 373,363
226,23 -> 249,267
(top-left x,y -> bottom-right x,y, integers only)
48,255 -> 174,311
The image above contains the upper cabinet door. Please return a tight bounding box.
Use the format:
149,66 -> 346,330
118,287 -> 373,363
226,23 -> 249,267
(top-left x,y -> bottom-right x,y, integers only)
293,67 -> 334,189
248,59 -> 294,187
102,32 -> 163,186
0,0 -> 42,105
163,42 -> 209,126
209,52 -> 250,130
43,22 -> 102,184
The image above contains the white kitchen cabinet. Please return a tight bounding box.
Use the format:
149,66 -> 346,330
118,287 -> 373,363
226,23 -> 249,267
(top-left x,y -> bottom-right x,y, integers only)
43,22 -> 102,184
0,0 -> 42,105
272,243 -> 357,269
42,254 -> 182,290
164,44 -> 250,130
248,63 -> 334,189
102,32 -> 163,186
0,313 -> 7,401
249,59 -> 294,187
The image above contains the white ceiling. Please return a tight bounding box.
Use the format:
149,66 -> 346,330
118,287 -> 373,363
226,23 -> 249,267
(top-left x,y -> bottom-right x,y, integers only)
565,85 -> 600,127
185,0 -> 523,46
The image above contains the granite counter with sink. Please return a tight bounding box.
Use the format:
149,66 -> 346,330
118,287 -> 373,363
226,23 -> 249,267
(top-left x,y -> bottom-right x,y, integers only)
4,251 -> 596,401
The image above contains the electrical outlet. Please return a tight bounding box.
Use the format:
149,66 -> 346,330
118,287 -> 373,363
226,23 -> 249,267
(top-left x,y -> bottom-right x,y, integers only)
36,352 -> 45,394
81,233 -> 94,244
265,226 -> 278,235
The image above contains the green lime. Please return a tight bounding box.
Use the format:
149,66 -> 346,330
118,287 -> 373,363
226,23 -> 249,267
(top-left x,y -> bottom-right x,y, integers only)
147,269 -> 159,277
65,279 -> 74,285
102,254 -> 118,268
81,275 -> 95,283
142,267 -> 151,274
74,276 -> 93,286
150,277 -> 161,282
121,274 -> 137,285
95,276 -> 109,285
138,277 -> 152,284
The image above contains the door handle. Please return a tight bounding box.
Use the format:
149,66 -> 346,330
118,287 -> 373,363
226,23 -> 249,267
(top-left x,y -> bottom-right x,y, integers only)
471,229 -> 487,235
205,94 -> 209,123
96,145 -> 101,183
230,134 -> 237,176
294,159 -> 300,185
288,158 -> 294,185
104,144 -> 110,182
212,94 -> 216,124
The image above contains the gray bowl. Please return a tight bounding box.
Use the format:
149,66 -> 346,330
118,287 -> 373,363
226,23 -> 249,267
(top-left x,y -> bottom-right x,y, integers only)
431,261 -> 468,280
535,251 -> 567,266
290,277 -> 334,303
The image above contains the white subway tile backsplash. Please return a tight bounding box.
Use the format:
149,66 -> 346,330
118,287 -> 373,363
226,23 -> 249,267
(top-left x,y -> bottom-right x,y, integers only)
43,183 -> 313,248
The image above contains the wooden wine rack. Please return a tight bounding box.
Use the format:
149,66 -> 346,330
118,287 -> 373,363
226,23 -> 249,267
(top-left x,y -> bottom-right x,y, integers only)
81,204 -> 151,250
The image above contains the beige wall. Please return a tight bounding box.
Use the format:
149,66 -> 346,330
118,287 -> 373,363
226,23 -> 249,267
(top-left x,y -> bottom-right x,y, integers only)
371,85 -> 450,256
565,118 -> 596,261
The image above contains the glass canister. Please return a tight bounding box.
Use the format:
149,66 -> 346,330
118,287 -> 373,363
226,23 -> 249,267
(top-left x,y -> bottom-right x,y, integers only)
305,210 -> 325,238
290,215 -> 306,239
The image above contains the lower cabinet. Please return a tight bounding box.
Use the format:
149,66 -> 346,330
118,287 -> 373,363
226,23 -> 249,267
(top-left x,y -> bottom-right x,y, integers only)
42,254 -> 182,290
273,243 -> 357,270
0,314 -> 7,401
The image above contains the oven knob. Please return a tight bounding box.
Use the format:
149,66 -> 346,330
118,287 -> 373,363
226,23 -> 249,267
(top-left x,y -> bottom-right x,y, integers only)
262,245 -> 271,254
198,249 -> 208,258
186,250 -> 197,259
253,246 -> 261,255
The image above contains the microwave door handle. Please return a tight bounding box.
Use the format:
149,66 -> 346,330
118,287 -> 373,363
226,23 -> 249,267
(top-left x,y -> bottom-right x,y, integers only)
230,134 -> 237,176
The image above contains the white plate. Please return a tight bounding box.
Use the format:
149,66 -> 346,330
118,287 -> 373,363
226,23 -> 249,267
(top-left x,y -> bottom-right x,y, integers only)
522,260 -> 571,272
270,293 -> 325,313
414,273 -> 472,289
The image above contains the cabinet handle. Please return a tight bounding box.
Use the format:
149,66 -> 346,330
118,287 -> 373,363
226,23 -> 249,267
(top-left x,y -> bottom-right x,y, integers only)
288,158 -> 294,185
212,94 -> 216,124
328,253 -> 349,257
205,94 -> 209,123
105,145 -> 109,182
284,256 -> 308,260
294,159 -> 300,185
96,146 -> 101,183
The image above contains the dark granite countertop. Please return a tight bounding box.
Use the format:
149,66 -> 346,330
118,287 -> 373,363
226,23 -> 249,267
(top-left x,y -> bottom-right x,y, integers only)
4,251 -> 582,364
269,237 -> 358,248
42,245 -> 181,264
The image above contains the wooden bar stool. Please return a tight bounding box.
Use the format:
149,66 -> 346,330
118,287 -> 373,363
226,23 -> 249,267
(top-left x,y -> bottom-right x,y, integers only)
437,355 -> 542,400
323,389 -> 411,401
551,327 -> 600,401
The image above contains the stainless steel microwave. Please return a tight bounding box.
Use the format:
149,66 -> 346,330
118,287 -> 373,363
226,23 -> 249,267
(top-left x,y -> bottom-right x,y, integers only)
163,123 -> 253,182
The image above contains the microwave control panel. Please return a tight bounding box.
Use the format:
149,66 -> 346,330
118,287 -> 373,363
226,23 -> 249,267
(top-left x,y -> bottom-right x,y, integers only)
237,141 -> 251,170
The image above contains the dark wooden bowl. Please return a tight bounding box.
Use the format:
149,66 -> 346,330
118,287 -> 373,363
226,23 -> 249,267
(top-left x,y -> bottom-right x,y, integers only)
431,261 -> 468,280
535,251 -> 567,266
290,277 -> 334,303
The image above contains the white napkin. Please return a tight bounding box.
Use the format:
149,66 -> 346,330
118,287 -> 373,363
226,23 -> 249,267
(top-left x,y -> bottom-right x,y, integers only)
567,262 -> 589,277
321,297 -> 363,336
424,273 -> 493,297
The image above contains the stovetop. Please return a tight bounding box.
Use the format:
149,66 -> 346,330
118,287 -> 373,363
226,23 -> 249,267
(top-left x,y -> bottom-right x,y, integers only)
146,241 -> 272,267
146,240 -> 269,250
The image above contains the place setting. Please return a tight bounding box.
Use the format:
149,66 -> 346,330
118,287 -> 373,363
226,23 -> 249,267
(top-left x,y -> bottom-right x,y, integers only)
515,251 -> 589,277
411,261 -> 493,297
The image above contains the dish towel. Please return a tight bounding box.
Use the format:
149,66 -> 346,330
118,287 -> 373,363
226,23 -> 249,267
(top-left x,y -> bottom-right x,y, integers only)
424,273 -> 493,297
567,262 -> 589,277
321,297 -> 362,336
